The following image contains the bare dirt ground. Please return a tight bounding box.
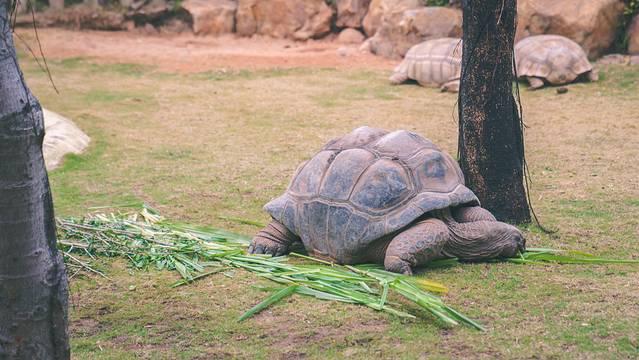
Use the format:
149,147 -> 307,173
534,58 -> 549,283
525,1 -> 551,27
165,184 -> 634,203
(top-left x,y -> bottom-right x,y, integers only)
17,28 -> 395,72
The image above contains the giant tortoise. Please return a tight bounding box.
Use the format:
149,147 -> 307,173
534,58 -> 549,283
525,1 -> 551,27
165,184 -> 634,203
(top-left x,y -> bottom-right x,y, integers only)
249,127 -> 525,274
389,38 -> 463,92
515,35 -> 597,89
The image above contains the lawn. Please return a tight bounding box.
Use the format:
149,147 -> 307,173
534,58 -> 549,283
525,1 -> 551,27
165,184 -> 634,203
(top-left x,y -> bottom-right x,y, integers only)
19,50 -> 639,359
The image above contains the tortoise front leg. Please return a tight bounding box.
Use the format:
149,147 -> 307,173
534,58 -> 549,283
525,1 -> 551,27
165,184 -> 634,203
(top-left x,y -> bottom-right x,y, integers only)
587,69 -> 599,82
452,206 -> 496,223
527,76 -> 544,89
384,218 -> 449,275
249,220 -> 300,257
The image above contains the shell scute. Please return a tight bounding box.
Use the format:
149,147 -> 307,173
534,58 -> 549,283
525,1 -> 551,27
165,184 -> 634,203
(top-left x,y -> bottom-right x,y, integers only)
350,159 -> 412,211
319,149 -> 376,201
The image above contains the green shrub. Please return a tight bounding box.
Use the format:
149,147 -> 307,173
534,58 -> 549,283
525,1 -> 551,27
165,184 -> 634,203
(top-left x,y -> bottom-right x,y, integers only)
614,0 -> 639,53
423,0 -> 450,5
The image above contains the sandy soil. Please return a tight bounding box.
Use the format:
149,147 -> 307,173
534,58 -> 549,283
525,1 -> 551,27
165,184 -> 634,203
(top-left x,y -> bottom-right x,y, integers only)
16,28 -> 396,72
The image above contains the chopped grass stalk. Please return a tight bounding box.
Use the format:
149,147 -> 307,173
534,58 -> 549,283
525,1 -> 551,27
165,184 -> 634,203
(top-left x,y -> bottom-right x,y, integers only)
218,216 -> 266,227
508,248 -> 639,265
238,285 -> 298,322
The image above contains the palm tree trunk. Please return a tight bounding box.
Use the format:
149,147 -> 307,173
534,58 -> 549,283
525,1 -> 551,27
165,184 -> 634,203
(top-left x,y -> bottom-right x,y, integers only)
0,2 -> 70,358
457,0 -> 531,224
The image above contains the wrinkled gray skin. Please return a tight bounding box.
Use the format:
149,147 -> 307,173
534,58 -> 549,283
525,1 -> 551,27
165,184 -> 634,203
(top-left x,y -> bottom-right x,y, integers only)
249,127 -> 525,275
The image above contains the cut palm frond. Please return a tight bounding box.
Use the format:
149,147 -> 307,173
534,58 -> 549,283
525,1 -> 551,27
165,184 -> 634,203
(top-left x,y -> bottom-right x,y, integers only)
56,206 -> 481,330
508,248 -> 639,265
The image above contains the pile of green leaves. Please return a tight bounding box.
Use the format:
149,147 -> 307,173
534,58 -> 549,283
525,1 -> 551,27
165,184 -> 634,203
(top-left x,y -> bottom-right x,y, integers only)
56,206 -> 483,330
57,206 -> 638,330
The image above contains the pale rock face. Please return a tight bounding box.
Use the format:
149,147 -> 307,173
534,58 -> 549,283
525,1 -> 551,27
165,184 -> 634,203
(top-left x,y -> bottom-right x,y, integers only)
181,0 -> 237,36
236,0 -> 333,40
335,0 -> 372,28
43,109 -> 90,171
516,0 -> 625,59
362,0 -> 422,37
337,28 -> 366,44
369,6 -> 462,59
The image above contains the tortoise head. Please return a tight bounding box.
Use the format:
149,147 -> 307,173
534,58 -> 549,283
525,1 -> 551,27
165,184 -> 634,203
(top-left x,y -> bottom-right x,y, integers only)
546,52 -> 579,85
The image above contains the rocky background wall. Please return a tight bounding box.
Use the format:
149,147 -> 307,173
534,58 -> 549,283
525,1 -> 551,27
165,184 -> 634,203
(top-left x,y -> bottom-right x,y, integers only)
13,0 -> 639,59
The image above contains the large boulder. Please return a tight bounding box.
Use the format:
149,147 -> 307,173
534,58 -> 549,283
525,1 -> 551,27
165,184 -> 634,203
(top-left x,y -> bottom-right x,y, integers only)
337,28 -> 365,44
517,0 -> 625,59
43,109 -> 90,171
369,6 -> 462,59
181,0 -> 237,35
236,0 -> 333,40
362,0 -> 422,37
336,0 -> 371,28
628,14 -> 639,54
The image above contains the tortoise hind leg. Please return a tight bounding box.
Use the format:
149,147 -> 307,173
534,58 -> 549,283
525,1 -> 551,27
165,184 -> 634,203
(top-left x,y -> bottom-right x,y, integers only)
249,220 -> 300,257
527,76 -> 544,90
384,218 -> 449,275
440,79 -> 460,93
389,71 -> 409,85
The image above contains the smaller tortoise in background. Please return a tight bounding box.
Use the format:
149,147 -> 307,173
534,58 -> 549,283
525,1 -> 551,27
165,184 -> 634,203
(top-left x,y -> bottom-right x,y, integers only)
515,35 -> 598,89
389,38 -> 463,93
250,127 -> 525,275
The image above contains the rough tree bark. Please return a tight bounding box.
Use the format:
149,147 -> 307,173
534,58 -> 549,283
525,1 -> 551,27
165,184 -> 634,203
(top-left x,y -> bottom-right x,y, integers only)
457,0 -> 531,224
0,1 -> 70,358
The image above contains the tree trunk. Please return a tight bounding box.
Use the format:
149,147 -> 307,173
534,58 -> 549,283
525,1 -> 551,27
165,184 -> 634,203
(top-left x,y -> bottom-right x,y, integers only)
457,0 -> 530,224
0,2 -> 70,358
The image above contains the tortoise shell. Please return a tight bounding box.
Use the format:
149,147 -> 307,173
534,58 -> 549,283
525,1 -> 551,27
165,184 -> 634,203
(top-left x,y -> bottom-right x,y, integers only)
43,109 -> 90,170
390,37 -> 463,87
515,35 -> 593,85
264,127 -> 478,263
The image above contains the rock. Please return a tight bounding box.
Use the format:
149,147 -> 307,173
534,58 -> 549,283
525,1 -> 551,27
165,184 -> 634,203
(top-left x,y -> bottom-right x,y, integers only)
359,38 -> 372,52
362,0 -> 422,37
236,0 -> 333,40
159,17 -> 191,33
337,28 -> 365,44
337,47 -> 354,57
628,14 -> 639,54
336,0 -> 371,28
181,0 -> 236,35
369,6 -> 462,58
127,0 -> 170,24
49,0 -> 65,11
630,55 -> 639,65
15,0 -> 28,14
61,5 -> 127,30
142,22 -> 159,34
597,53 -> 630,65
43,109 -> 90,171
517,0 -> 625,59
556,86 -> 569,94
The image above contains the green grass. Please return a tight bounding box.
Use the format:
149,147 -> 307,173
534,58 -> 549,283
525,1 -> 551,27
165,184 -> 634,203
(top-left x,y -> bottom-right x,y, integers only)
17,51 -> 639,358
